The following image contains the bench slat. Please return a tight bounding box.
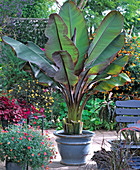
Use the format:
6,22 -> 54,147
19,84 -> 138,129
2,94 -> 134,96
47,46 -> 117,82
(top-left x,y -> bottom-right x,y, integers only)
116,116 -> 140,123
116,108 -> 140,115
115,100 -> 140,108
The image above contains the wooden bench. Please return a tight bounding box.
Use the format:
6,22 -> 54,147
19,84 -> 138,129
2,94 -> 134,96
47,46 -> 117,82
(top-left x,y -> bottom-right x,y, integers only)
115,100 -> 140,148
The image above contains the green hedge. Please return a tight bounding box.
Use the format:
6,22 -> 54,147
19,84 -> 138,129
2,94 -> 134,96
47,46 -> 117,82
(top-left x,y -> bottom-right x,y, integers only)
2,18 -> 48,48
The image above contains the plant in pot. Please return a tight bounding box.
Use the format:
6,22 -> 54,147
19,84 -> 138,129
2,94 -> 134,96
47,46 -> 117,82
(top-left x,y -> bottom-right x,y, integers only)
109,126 -> 140,169
0,124 -> 56,170
2,0 -> 131,165
91,146 -> 130,169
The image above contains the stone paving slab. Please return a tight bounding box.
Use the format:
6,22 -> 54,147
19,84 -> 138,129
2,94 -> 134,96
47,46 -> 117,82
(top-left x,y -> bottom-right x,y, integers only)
0,129 -> 118,170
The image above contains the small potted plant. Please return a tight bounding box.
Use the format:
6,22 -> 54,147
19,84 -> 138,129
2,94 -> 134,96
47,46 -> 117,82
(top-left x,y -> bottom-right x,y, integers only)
109,127 -> 140,169
91,146 -> 130,169
2,0 -> 131,165
0,124 -> 56,170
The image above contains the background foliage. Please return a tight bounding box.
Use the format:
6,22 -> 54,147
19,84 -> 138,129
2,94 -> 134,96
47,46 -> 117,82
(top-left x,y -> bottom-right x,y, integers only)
82,0 -> 140,35
0,0 -> 56,47
0,0 -> 34,26
0,44 -> 54,124
2,18 -> 48,48
0,44 -> 31,90
21,0 -> 56,18
112,34 -> 140,99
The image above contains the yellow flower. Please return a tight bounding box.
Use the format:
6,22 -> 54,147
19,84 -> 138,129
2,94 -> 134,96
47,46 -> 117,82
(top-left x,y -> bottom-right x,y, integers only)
49,96 -> 53,100
9,89 -> 13,93
132,63 -> 136,66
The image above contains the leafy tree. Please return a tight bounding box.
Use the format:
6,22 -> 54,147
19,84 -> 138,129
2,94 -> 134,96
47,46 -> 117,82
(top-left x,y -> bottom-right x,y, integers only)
21,0 -> 56,18
118,0 -> 140,34
72,0 -> 140,34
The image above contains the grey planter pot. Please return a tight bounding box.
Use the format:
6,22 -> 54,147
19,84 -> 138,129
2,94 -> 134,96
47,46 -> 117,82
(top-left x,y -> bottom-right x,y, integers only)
6,161 -> 27,170
53,130 -> 95,166
1,119 -> 8,130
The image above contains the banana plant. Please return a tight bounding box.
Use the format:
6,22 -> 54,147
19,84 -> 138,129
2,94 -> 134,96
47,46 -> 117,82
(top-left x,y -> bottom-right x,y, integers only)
2,0 -> 131,135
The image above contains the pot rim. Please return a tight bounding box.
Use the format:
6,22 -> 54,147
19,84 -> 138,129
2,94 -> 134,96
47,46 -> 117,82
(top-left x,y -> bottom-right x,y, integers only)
53,130 -> 95,138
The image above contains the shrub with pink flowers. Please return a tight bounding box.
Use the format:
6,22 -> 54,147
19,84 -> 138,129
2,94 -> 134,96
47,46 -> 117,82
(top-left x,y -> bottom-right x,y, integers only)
0,125 -> 56,169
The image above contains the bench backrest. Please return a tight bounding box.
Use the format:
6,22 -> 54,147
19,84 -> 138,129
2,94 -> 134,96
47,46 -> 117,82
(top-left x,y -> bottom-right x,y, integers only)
115,100 -> 140,123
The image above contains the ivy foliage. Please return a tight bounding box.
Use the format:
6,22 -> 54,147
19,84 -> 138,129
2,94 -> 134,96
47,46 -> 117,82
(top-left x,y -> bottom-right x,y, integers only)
2,18 -> 48,48
21,0 -> 56,18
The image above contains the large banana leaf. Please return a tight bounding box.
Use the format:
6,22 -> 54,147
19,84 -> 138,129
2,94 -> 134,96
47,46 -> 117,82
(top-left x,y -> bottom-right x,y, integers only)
19,42 -> 55,85
87,55 -> 129,86
86,11 -> 124,66
27,41 -> 45,55
93,73 -> 131,92
45,14 -> 78,64
2,36 -> 56,77
29,63 -> 55,86
87,32 -> 125,75
106,55 -> 129,75
27,41 -> 54,64
59,1 -> 89,75
52,51 -> 78,86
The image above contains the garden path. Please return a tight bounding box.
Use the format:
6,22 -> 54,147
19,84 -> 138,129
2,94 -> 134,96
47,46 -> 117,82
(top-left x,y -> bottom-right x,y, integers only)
0,130 -> 118,170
